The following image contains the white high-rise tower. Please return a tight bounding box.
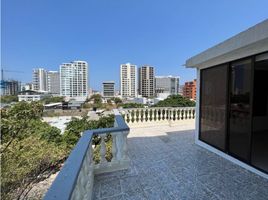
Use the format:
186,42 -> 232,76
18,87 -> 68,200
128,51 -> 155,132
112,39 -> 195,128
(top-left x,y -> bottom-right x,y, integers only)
120,63 -> 137,98
60,61 -> 88,99
32,68 -> 48,91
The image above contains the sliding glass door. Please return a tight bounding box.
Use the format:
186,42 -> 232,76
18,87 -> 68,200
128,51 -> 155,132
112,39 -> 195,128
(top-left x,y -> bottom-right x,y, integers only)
200,53 -> 268,174
251,53 -> 268,172
200,65 -> 228,151
229,59 -> 252,162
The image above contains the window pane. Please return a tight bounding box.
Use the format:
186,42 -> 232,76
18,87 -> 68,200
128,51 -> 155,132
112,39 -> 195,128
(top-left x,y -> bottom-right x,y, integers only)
200,64 -> 228,151
229,59 -> 252,161
251,54 -> 268,173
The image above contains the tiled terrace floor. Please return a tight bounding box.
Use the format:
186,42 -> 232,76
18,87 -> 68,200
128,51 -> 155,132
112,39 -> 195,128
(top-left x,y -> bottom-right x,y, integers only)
93,124 -> 268,200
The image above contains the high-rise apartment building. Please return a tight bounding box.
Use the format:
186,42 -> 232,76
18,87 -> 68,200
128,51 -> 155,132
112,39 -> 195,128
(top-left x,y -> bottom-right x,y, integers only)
138,65 -> 155,97
47,71 -> 60,95
1,80 -> 21,95
32,68 -> 48,91
120,63 -> 137,98
183,79 -> 197,100
102,81 -> 115,98
155,76 -> 179,97
60,61 -> 88,98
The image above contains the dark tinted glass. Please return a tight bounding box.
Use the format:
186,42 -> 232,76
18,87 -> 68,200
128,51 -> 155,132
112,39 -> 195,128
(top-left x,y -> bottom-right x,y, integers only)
251,53 -> 268,173
229,59 -> 251,161
200,65 -> 228,150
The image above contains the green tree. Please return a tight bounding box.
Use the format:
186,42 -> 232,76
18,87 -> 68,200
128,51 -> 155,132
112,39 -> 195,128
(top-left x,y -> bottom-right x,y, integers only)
0,95 -> 18,103
62,115 -> 115,148
40,96 -> 64,104
154,94 -> 195,107
1,101 -> 115,199
1,101 -> 44,152
1,101 -> 67,200
89,94 -> 102,104
112,97 -> 122,105
88,94 -> 103,109
122,103 -> 144,108
1,136 -> 67,200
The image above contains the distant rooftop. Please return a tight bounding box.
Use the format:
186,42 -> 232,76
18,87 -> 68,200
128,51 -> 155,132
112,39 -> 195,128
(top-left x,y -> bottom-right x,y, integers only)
155,75 -> 180,78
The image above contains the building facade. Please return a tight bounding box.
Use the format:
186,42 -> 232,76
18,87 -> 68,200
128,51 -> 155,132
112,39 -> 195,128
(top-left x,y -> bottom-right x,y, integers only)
60,61 -> 88,98
185,19 -> 268,177
120,63 -> 137,98
1,80 -> 21,96
47,71 -> 60,95
138,65 -> 155,97
18,90 -> 50,102
183,79 -> 196,100
102,81 -> 115,98
21,83 -> 33,91
32,68 -> 48,91
155,76 -> 179,97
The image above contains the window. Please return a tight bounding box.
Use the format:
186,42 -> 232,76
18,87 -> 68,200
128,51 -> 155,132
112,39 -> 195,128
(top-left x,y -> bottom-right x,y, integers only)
229,58 -> 252,162
251,53 -> 268,172
200,64 -> 228,151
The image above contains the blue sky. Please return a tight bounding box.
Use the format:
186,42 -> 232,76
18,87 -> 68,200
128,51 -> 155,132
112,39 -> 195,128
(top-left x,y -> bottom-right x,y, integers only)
2,0 -> 268,90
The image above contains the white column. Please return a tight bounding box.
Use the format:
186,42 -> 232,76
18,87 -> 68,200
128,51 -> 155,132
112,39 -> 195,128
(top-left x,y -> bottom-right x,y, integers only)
100,135 -> 107,164
111,135 -> 117,162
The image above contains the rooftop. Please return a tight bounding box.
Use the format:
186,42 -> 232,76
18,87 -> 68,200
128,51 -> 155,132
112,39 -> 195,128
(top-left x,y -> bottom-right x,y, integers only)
93,124 -> 268,200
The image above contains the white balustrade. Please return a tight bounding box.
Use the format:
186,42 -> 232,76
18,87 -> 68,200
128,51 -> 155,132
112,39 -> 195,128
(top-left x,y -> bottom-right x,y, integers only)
122,107 -> 195,126
121,107 -> 196,128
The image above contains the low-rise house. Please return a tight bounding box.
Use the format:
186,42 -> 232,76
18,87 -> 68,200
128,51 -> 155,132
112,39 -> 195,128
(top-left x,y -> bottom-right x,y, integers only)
18,90 -> 51,102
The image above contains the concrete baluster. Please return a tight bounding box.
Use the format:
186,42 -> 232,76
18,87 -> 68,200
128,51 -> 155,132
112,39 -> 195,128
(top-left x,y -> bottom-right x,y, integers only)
133,110 -> 136,123
140,109 -> 143,122
173,109 -> 177,121
112,134 -> 117,162
153,109 -> 157,121
161,109 -> 165,120
122,132 -> 128,160
136,109 -> 140,123
145,109 -> 148,121
115,134 -> 123,160
181,109 -> 184,120
100,135 -> 107,163
185,108 -> 188,119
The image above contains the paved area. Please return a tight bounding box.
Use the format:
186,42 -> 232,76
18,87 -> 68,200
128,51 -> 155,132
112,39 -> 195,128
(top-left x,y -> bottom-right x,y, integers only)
93,125 -> 268,200
43,116 -> 78,134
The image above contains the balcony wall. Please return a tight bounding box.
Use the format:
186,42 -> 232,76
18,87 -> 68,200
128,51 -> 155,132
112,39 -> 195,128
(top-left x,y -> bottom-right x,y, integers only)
44,110 -> 130,200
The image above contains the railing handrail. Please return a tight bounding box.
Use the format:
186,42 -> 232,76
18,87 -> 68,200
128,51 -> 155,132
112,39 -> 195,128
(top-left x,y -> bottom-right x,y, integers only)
122,106 -> 195,111
44,112 -> 129,200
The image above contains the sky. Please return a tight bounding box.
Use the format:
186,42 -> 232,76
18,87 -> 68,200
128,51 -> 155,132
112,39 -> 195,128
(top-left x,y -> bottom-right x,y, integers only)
2,0 -> 268,90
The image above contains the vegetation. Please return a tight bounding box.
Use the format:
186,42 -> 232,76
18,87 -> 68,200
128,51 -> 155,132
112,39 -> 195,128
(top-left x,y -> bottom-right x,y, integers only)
0,95 -> 18,104
63,115 -> 114,149
40,96 -> 64,104
111,97 -> 122,105
1,101 -> 115,200
154,94 -> 195,107
121,102 -> 144,109
89,94 -> 103,108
